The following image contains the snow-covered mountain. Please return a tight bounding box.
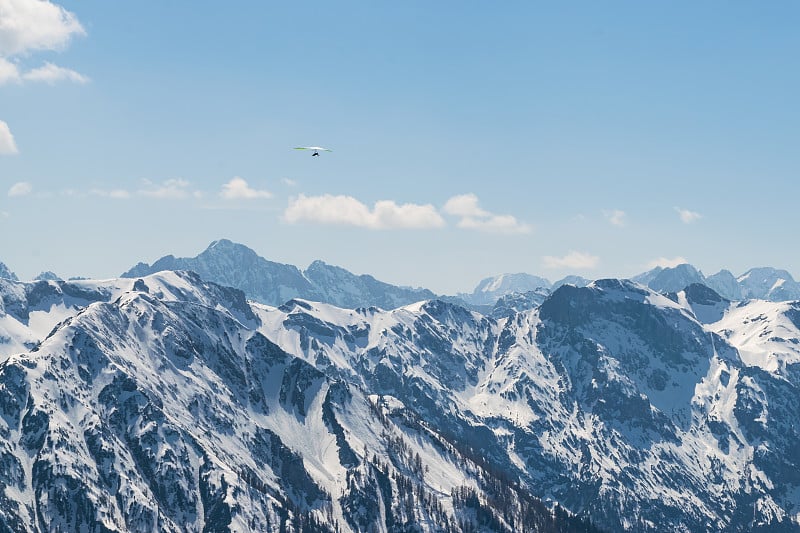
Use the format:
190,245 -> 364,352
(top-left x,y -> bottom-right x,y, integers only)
552,275 -> 591,290
633,264 -> 706,293
3,269 -> 800,531
122,239 -> 436,310
0,261 -> 17,281
633,264 -> 800,303
705,269 -> 744,301
737,267 -> 800,301
461,273 -> 551,306
33,271 -> 62,281
490,287 -> 551,319
0,271 -> 599,532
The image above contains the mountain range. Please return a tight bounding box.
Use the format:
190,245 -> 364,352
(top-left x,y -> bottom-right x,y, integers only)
121,239 -> 437,310
1,251 -> 800,530
2,242 -> 798,311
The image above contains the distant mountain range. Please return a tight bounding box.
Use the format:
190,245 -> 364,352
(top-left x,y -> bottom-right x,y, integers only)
121,239 -> 437,309
631,263 -> 800,301
2,243 -> 799,311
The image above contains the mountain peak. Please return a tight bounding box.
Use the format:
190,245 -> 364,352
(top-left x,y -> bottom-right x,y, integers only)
633,263 -> 705,293
34,271 -> 62,281
121,241 -> 436,309
0,261 -> 18,281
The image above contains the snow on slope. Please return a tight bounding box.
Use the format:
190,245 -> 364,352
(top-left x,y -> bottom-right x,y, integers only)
712,299 -> 800,373
0,271 -> 595,532
4,267 -> 800,531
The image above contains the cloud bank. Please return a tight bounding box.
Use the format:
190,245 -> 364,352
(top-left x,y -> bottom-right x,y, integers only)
284,194 -> 445,230
443,193 -> 532,234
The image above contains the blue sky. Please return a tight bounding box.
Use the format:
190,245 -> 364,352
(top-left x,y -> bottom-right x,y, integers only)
1,1 -> 799,294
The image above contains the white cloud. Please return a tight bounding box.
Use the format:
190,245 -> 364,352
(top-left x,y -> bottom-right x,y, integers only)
543,251 -> 599,270
8,181 -> 32,196
0,57 -> 19,84
220,177 -> 272,200
0,0 -> 85,56
284,193 -> 445,230
0,1 -> 88,85
138,178 -> 193,199
457,214 -> 532,234
604,209 -> 626,227
90,188 -> 131,199
646,256 -> 688,269
0,120 -> 18,154
443,193 -> 532,234
281,177 -> 297,187
22,61 -> 87,84
675,207 -> 702,224
443,193 -> 489,218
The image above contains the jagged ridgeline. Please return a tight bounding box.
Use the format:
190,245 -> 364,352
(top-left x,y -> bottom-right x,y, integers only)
0,272 -> 599,532
2,262 -> 800,530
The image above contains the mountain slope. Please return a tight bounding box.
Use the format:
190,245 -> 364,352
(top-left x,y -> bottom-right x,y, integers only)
0,272 -> 599,533
3,269 -> 800,531
258,280 -> 800,531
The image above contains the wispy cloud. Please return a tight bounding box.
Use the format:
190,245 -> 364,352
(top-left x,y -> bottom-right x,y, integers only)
220,177 -> 272,200
543,251 -> 599,270
0,0 -> 88,85
0,120 -> 18,154
443,193 -> 532,234
0,58 -> 20,84
89,188 -> 131,199
138,178 -> 195,199
646,256 -> 688,269
8,181 -> 32,197
281,177 -> 297,187
604,209 -> 627,227
284,194 -> 445,230
675,207 -> 702,224
22,61 -> 88,84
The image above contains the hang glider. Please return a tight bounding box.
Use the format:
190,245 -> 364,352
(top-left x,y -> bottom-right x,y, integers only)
294,146 -> 332,157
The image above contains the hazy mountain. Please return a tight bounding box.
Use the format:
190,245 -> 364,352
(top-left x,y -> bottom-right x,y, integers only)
462,273 -> 551,306
34,271 -> 62,281
552,275 -> 592,290
632,263 -> 706,293
706,269 -> 744,301
0,261 -> 17,281
737,267 -> 800,301
303,259 -> 436,310
122,239 -> 319,305
122,239 -> 435,310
